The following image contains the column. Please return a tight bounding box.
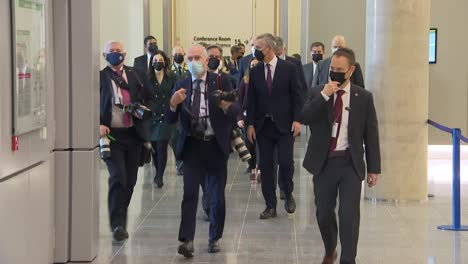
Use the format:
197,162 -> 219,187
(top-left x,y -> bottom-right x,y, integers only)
365,0 -> 430,201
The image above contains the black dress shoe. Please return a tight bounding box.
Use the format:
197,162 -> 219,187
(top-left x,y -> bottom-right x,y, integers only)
208,240 -> 220,253
279,190 -> 285,200
112,226 -> 129,242
178,240 -> 194,258
259,208 -> 277,219
285,195 -> 296,214
153,177 -> 164,188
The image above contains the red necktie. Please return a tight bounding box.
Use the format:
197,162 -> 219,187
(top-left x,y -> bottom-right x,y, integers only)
329,90 -> 345,152
266,63 -> 273,95
115,69 -> 131,127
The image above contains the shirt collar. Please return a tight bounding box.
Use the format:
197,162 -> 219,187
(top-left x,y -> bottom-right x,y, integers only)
340,81 -> 351,93
265,56 -> 278,68
147,53 -> 152,59
191,72 -> 207,82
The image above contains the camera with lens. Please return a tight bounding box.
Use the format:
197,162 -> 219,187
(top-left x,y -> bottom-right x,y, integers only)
211,90 -> 238,106
99,136 -> 111,160
123,103 -> 151,120
231,128 -> 251,162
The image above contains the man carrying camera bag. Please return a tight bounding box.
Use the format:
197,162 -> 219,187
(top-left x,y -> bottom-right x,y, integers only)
100,41 -> 153,242
166,44 -> 241,258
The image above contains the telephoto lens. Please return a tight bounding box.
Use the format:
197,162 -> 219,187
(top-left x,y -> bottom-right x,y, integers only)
231,128 -> 251,162
99,136 -> 111,160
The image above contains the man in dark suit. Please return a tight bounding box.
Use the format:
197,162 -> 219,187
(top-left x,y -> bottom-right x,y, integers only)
133,35 -> 158,76
274,36 -> 308,96
312,35 -> 365,88
246,33 -> 302,219
237,36 -> 256,87
100,41 -> 153,242
167,44 -> 240,258
303,42 -> 325,92
301,48 -> 380,264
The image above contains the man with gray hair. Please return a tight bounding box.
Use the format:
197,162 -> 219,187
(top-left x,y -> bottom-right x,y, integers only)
246,33 -> 302,219
167,44 -> 241,257
100,40 -> 153,242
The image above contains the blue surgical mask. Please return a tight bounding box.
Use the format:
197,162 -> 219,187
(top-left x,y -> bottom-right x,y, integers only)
106,52 -> 124,66
188,61 -> 205,76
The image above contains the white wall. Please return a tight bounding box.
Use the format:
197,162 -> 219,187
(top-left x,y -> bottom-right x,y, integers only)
149,0 -> 164,50
0,0 -> 54,263
99,0 -> 144,68
307,0 -> 366,70
429,0 -> 468,144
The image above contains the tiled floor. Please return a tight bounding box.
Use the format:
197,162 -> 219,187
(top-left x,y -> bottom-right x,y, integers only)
92,139 -> 468,264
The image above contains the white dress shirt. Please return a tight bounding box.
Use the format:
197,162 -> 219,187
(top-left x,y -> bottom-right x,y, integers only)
191,73 -> 215,136
264,56 -> 278,80
147,53 -> 152,69
321,81 -> 351,151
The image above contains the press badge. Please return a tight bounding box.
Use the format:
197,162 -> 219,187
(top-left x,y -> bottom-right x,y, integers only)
331,122 -> 339,138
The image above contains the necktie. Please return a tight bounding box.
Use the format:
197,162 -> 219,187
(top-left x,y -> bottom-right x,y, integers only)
178,66 -> 182,75
266,63 -> 273,95
191,79 -> 202,118
329,89 -> 345,152
115,69 -> 131,127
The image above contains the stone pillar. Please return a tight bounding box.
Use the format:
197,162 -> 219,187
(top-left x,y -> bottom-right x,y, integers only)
365,0 -> 430,201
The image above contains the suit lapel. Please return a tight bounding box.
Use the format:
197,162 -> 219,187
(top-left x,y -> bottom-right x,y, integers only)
184,77 -> 193,108
272,59 -> 281,91
347,85 -> 359,137
327,94 -> 334,124
257,63 -> 267,95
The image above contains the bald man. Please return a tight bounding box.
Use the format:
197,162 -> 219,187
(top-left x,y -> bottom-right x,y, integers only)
167,44 -> 241,257
312,35 -> 365,88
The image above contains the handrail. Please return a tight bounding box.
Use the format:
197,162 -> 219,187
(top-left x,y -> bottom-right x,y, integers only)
428,119 -> 468,143
428,119 -> 468,231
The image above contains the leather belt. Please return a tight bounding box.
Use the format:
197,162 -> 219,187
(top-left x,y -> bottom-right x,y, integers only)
328,150 -> 348,158
191,135 -> 215,142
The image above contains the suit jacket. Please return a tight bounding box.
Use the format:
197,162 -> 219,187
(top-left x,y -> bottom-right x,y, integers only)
286,55 -> 308,97
237,54 -> 254,87
171,63 -> 189,81
302,62 -> 316,92
166,71 -> 241,159
224,57 -> 240,83
301,84 -> 381,180
133,54 -> 149,77
100,65 -> 154,141
246,59 -> 302,134
312,57 -> 365,88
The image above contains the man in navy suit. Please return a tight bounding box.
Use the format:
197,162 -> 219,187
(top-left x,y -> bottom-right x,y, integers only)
237,36 -> 256,87
133,35 -> 158,76
246,33 -> 302,219
167,44 -> 241,258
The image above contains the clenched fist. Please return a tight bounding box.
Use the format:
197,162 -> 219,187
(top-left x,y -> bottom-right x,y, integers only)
170,88 -> 187,108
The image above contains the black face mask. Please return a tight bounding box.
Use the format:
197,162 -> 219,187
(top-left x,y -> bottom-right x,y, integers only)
174,54 -> 184,64
148,44 -> 158,55
329,71 -> 348,86
153,61 -> 165,71
254,49 -> 265,61
208,57 -> 220,70
312,53 -> 323,63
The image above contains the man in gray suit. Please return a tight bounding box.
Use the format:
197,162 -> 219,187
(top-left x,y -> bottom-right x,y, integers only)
303,42 -> 325,92
301,48 -> 380,264
312,35 -> 365,88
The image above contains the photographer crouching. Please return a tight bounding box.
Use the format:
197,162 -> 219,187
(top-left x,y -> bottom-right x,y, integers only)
167,44 -> 241,257
100,41 -> 153,242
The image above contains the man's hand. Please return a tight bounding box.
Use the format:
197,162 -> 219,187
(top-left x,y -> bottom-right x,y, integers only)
247,126 -> 256,143
237,120 -> 245,128
322,81 -> 341,97
219,100 -> 232,111
291,121 -> 301,137
367,173 -> 378,188
170,88 -> 187,108
100,125 -> 110,137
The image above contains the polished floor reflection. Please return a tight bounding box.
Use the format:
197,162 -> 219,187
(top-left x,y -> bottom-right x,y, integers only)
92,139 -> 468,264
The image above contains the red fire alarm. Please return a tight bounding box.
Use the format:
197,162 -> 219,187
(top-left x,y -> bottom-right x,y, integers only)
11,136 -> 19,151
